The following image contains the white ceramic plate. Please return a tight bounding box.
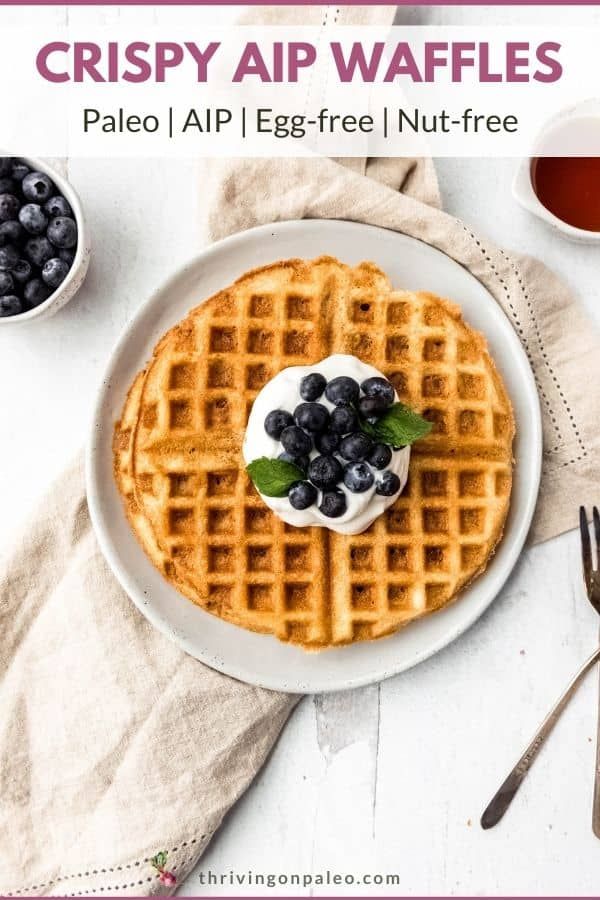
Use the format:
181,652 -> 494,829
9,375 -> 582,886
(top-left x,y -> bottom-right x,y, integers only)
86,220 -> 542,693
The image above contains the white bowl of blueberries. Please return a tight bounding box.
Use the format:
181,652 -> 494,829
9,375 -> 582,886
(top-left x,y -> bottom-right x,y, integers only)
0,155 -> 90,323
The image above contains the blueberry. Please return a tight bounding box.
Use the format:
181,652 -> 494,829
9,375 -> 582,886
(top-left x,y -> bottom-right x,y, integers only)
0,158 -> 12,178
315,430 -> 341,455
329,404 -> 358,434
343,461 -> 374,493
294,401 -> 329,433
12,259 -> 32,284
376,470 -> 401,497
358,394 -> 389,419
0,220 -> 24,247
19,203 -> 48,235
361,376 -> 395,406
308,455 -> 342,490
0,244 -> 19,270
24,278 -> 50,308
289,481 -> 318,510
339,432 -> 373,462
42,257 -> 70,289
0,295 -> 22,317
368,443 -> 392,470
58,248 -> 75,266
0,271 -> 14,295
22,171 -> 53,203
278,451 -> 309,472
44,195 -> 72,218
319,490 -> 347,518
47,216 -> 77,249
299,372 -> 326,401
0,194 -> 19,223
264,409 -> 293,439
11,159 -> 30,182
0,178 -> 17,195
325,375 -> 360,406
280,425 -> 312,458
26,236 -> 54,267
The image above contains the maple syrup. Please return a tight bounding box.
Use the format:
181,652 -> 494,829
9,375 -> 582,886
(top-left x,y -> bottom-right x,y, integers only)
531,156 -> 600,232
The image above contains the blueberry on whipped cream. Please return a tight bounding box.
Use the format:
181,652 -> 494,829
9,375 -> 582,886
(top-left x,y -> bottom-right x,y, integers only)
243,354 -> 434,536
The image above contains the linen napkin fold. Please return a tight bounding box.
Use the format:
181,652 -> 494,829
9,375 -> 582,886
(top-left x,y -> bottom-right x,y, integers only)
204,155 -> 600,545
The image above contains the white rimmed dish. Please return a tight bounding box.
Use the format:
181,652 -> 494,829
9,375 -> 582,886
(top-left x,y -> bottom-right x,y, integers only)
86,219 -> 542,694
0,155 -> 91,325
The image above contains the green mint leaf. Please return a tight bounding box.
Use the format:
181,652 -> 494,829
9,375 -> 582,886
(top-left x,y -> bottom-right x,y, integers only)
369,403 -> 432,446
246,457 -> 305,497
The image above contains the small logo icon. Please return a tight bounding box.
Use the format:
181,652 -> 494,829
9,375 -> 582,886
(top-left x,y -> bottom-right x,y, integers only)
150,850 -> 177,887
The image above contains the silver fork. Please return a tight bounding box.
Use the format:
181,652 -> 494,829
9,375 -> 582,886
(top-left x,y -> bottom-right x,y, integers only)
586,507 -> 600,839
481,506 -> 600,829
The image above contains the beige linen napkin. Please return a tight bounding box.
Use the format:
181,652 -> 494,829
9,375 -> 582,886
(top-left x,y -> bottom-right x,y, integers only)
1,460 -> 298,897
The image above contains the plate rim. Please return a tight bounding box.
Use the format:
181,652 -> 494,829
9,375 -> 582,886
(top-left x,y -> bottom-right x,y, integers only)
86,218 -> 542,693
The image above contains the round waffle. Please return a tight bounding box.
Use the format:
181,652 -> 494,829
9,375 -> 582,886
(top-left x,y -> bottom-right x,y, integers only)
113,256 -> 514,650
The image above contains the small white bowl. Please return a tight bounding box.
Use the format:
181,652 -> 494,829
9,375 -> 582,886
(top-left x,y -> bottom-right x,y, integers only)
512,100 -> 600,244
0,155 -> 91,325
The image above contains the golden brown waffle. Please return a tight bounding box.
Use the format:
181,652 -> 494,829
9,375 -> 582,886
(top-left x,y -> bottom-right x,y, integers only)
113,256 -> 514,649
327,285 -> 514,643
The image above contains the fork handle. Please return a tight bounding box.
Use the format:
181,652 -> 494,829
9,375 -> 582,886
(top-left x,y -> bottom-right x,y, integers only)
481,646 -> 600,829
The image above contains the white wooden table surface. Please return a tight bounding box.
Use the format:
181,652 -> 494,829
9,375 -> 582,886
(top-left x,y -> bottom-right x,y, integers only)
2,5 -> 600,896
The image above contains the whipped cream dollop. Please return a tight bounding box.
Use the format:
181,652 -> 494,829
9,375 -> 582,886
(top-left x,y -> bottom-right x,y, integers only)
242,354 -> 410,536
